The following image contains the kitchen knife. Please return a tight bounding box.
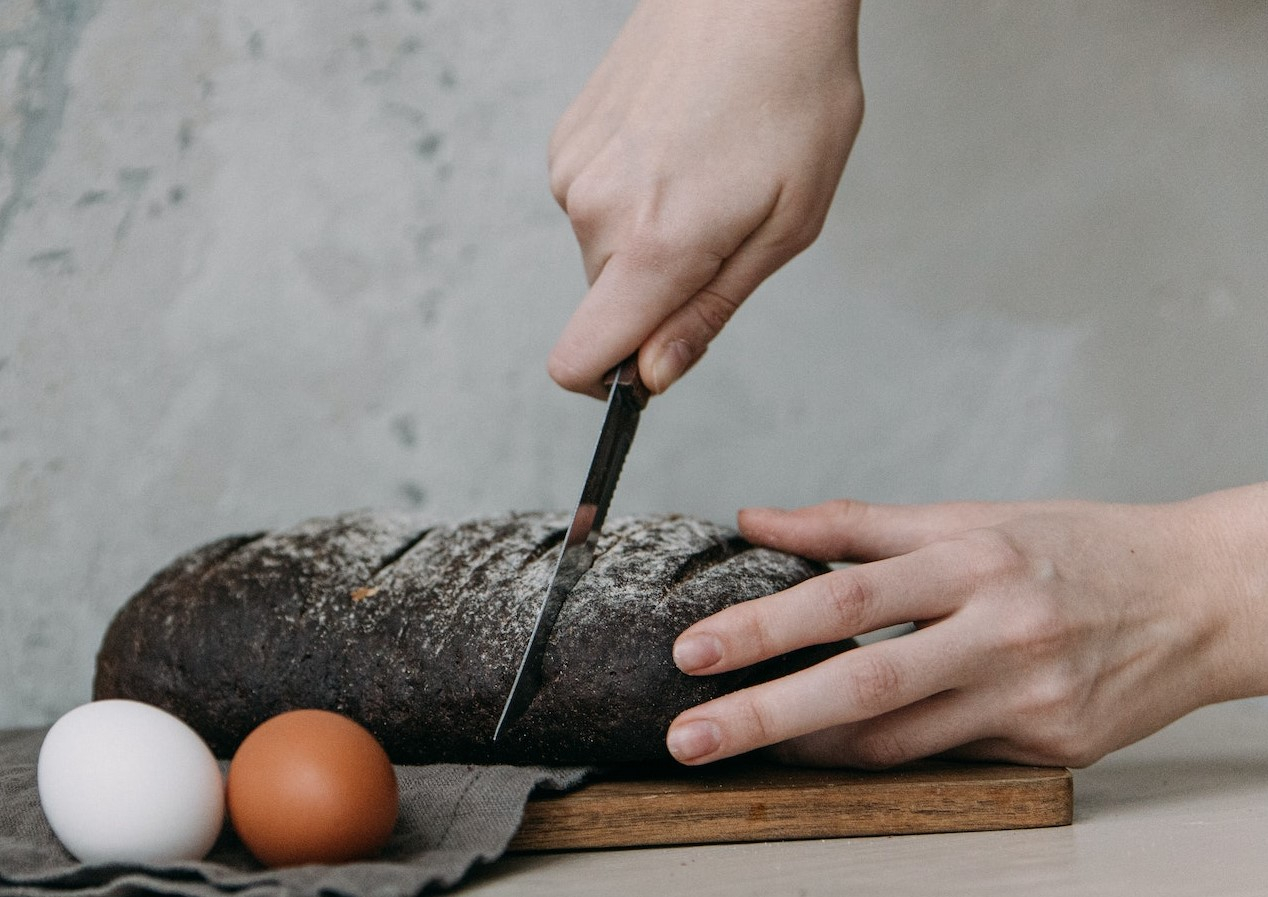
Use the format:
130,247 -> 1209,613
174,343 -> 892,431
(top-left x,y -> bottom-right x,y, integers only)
493,357 -> 650,741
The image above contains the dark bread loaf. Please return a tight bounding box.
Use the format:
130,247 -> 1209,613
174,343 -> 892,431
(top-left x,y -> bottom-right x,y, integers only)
94,511 -> 848,764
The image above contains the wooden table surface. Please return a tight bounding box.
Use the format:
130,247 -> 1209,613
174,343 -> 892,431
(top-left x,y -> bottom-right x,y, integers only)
464,701 -> 1268,896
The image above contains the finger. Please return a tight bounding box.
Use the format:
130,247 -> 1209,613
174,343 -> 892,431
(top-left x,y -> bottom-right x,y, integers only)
636,286 -> 736,393
548,247 -> 722,397
766,689 -> 991,769
673,546 -> 965,675
548,104 -> 618,214
552,146 -> 789,394
666,627 -> 973,765
635,202 -> 812,393
738,499 -> 1049,562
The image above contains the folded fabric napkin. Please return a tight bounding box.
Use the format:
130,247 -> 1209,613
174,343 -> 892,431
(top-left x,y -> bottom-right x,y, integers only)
0,728 -> 590,896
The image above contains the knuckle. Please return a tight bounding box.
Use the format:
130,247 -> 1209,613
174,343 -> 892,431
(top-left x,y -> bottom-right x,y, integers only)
766,192 -> 829,257
546,140 -> 575,208
826,497 -> 872,527
840,651 -> 904,714
688,288 -> 742,337
731,604 -> 779,662
1004,674 -> 1097,767
560,170 -> 622,229
547,164 -> 572,209
821,570 -> 873,637
995,596 -> 1066,660
1023,671 -> 1072,715
783,216 -> 826,255
1035,663 -> 1090,719
732,691 -> 781,749
757,220 -> 817,266
957,528 -> 1029,583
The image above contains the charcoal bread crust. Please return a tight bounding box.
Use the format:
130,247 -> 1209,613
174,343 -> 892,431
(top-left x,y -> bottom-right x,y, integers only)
94,511 -> 850,764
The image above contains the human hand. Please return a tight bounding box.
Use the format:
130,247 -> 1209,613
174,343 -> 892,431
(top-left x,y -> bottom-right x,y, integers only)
547,0 -> 864,397
665,486 -> 1268,768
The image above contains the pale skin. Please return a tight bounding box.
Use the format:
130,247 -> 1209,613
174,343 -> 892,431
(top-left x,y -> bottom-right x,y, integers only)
666,486 -> 1268,768
549,0 -> 1268,768
547,0 -> 864,398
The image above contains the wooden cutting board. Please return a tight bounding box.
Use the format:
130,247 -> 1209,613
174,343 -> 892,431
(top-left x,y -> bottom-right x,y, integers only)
509,759 -> 1072,851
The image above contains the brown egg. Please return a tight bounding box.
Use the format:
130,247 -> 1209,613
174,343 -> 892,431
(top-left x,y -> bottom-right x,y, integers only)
226,709 -> 398,867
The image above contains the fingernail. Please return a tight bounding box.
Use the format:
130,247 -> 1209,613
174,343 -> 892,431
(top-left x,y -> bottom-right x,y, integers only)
673,634 -> 722,672
667,720 -> 721,763
651,340 -> 695,392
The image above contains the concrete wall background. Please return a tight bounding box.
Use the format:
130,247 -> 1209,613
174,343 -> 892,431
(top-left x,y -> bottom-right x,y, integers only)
2,1 -> 1265,728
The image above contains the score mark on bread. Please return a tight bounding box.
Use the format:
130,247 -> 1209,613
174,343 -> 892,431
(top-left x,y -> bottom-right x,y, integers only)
94,511 -> 851,764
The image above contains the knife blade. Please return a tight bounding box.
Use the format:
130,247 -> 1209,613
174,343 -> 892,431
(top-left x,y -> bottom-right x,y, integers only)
493,357 -> 650,741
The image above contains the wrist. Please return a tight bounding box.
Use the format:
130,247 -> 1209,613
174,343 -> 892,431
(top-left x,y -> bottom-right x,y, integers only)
1179,483 -> 1268,702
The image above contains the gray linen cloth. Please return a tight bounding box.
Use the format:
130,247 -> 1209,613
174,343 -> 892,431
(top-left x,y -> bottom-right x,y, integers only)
0,728 -> 590,896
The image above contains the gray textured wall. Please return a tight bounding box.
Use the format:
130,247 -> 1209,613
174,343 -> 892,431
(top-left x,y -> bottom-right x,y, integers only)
2,1 -> 1265,728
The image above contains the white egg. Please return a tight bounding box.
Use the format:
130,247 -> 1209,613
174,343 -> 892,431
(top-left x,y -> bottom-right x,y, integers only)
37,699 -> 226,864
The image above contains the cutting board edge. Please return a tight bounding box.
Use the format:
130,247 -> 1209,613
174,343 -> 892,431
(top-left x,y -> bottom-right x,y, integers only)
509,764 -> 1073,852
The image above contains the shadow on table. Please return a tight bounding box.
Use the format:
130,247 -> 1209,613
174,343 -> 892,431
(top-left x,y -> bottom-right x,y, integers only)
1075,755 -> 1268,822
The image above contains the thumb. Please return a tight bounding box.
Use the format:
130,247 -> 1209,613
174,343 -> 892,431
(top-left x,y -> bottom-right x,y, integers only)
638,208 -> 824,393
548,250 -> 721,399
638,286 -> 743,393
